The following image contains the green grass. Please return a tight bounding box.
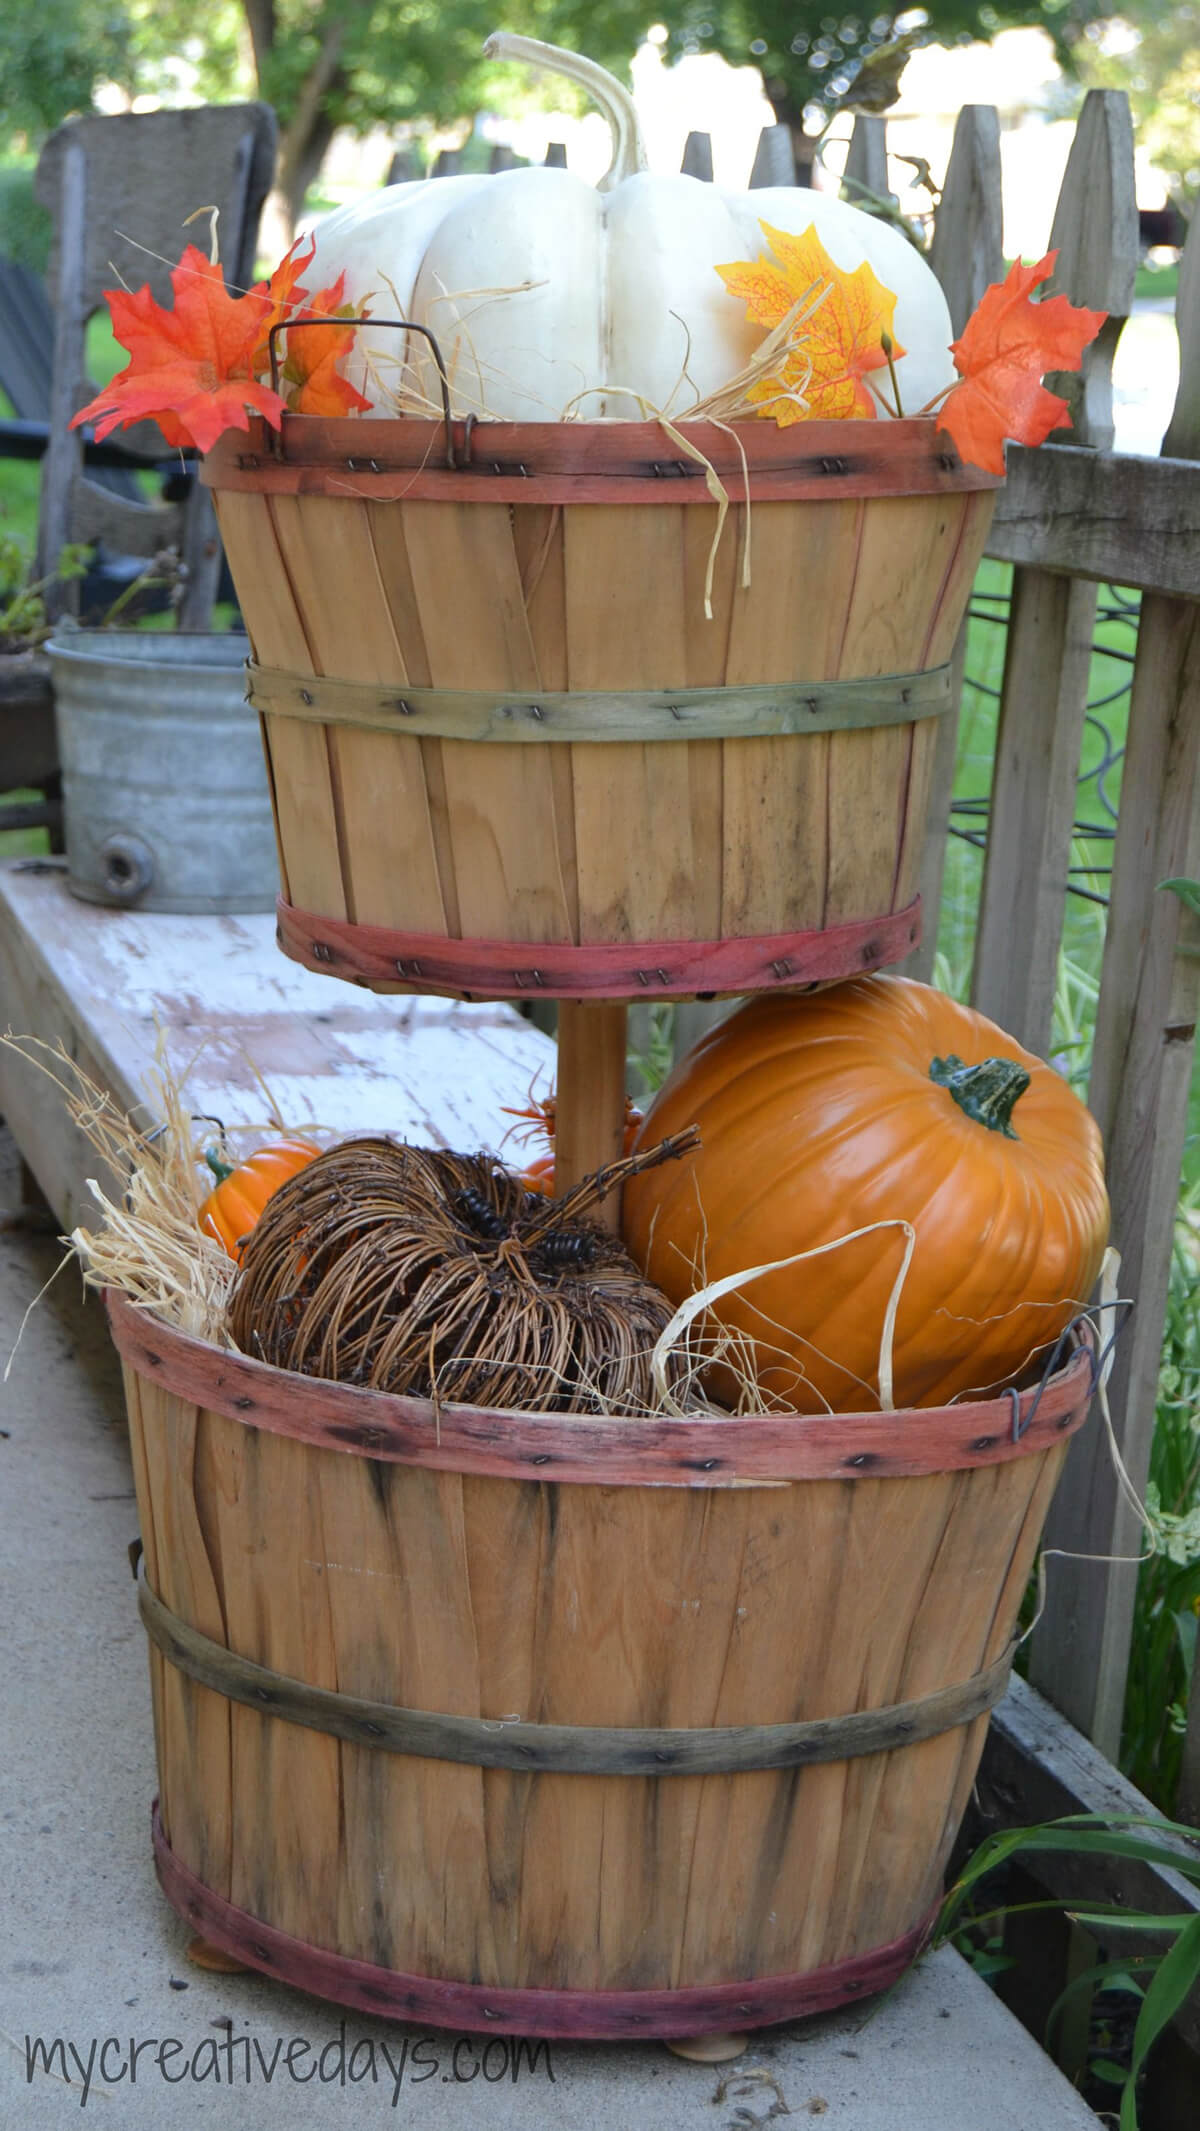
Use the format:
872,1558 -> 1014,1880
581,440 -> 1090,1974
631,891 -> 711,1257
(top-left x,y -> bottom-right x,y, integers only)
0,789 -> 50,861
1134,258 -> 1181,305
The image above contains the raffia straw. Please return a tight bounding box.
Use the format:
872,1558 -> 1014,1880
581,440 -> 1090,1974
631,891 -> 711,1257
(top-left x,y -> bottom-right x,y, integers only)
685,282 -> 826,424
0,1033 -> 307,1345
650,1218 -> 917,1416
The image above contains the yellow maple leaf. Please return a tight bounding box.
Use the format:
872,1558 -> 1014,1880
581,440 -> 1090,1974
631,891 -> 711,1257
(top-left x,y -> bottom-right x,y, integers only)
716,221 -> 905,425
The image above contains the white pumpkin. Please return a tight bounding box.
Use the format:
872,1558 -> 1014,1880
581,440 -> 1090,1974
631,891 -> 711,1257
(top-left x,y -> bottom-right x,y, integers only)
308,33 -> 956,423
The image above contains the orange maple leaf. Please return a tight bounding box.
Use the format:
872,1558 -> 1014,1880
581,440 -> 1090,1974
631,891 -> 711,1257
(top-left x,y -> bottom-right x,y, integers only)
935,250 -> 1105,475
276,274 -> 373,418
716,221 -> 904,425
70,237 -> 370,452
71,246 -> 286,453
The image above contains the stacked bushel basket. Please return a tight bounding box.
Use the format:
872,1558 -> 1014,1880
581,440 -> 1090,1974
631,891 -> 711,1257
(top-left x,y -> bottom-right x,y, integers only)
108,372 -> 1098,2039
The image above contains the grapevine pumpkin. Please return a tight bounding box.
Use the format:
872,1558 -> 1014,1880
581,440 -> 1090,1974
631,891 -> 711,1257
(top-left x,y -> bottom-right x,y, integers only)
307,33 -> 956,423
622,978 -> 1110,1413
198,1138 -> 320,1261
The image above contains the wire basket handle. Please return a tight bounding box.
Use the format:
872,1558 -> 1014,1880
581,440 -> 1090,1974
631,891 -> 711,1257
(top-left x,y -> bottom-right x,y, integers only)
265,315 -> 464,468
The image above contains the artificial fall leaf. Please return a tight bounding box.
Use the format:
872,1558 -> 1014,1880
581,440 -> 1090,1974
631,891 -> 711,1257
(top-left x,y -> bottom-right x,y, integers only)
716,221 -> 904,425
935,250 -> 1105,475
277,274 -> 373,418
71,246 -> 286,453
70,236 -> 370,453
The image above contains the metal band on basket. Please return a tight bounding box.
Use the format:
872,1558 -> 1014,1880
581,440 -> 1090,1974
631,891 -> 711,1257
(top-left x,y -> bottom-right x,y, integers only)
246,659 -> 953,744
135,1558 -> 1013,1777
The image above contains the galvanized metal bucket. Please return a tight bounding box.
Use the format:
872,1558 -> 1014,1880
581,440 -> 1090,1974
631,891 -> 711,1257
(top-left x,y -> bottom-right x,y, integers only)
47,630 -> 278,915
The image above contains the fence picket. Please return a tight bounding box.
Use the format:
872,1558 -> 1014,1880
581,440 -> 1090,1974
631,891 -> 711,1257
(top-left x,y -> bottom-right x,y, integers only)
749,123 -> 796,188
970,90 -> 1136,1059
928,105 -> 1003,337
842,115 -> 889,207
908,105 -> 1003,982
1029,198 -> 1200,1757
680,130 -> 714,181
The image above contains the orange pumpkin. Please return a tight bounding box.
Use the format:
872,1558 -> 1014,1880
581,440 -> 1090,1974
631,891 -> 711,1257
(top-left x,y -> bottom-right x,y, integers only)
198,1139 -> 320,1260
622,977 -> 1110,1412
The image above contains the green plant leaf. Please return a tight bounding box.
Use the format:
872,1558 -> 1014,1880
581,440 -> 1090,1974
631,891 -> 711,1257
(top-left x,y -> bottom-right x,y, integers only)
1121,1912 -> 1200,2131
1046,1959 -> 1148,2052
1158,877 -> 1200,917
1092,2058 -> 1131,2085
1067,1909 -> 1197,1931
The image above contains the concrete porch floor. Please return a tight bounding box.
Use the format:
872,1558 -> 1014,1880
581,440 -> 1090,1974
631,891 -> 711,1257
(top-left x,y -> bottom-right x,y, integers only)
0,1123 -> 1103,2131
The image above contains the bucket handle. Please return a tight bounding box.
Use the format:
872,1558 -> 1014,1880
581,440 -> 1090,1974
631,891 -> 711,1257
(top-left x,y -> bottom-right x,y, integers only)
265,315 -> 471,470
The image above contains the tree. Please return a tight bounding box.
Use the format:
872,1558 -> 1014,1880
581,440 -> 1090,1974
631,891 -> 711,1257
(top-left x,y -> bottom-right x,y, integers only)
661,3 -> 1104,175
1076,5 -> 1200,205
0,0 -> 134,136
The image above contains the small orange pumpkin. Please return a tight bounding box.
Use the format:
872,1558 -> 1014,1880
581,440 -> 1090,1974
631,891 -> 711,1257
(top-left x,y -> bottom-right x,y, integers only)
622,977 -> 1110,1412
198,1139 -> 320,1260
505,1091 -> 643,1197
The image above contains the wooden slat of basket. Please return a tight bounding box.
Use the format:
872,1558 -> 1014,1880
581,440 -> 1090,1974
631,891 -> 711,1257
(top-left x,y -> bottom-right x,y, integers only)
681,511 -> 734,944
565,504 -> 698,946
315,1456 -> 499,1982
931,1446 -> 1067,1915
213,491 -> 348,919
366,503 -> 464,939
268,494 -> 448,935
512,503 -> 579,936
820,1465 -> 1020,1961
688,1466 -> 956,1974
720,500 -> 862,937
203,1421 -> 343,1947
125,1369 -> 232,1899
891,487 -> 998,911
123,1364 -> 171,1840
824,493 -> 969,926
406,501 -> 573,944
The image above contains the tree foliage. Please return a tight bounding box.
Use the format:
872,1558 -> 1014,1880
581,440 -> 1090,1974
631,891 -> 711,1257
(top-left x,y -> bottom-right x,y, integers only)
1078,6 -> 1200,202
7,0 -> 1192,233
662,2 -> 1103,144
0,0 -> 134,136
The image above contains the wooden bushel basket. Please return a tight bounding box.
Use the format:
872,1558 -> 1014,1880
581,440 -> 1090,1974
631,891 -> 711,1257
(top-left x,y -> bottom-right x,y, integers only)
205,415 -> 998,1002
111,1292 -> 1093,2039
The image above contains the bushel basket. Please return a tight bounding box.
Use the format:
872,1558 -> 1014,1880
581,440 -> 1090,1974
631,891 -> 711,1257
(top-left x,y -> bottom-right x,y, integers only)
205,415 -> 998,1002
112,1291 -> 1092,2039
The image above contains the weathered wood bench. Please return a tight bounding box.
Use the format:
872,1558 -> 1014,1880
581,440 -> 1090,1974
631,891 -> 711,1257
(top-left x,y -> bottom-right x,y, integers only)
0,858 -> 1111,2126
0,863 -> 554,1229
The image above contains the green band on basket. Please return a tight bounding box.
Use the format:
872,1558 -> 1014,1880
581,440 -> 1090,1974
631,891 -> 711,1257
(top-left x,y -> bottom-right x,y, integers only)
136,1557 -> 1012,1777
245,659 -> 952,745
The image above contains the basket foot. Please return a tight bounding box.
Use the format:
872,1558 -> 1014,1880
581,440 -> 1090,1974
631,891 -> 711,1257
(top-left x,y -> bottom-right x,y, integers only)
665,2031 -> 750,2063
187,1934 -> 250,1974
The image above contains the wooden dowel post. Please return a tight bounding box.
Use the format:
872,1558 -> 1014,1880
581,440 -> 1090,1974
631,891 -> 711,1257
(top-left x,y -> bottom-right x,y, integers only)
554,1002 -> 628,1229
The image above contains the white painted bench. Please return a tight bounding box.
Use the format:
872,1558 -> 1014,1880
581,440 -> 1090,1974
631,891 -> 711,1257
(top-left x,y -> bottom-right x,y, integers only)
0,863 -> 553,1230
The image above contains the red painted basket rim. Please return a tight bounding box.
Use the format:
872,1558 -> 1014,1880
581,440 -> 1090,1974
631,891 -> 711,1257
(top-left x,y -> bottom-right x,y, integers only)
107,1288 -> 1094,1488
276,895 -> 922,1002
203,412 -> 1001,506
152,1802 -> 937,2039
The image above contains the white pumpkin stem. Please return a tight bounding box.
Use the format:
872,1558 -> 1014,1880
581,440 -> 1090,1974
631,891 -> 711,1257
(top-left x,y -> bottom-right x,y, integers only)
483,31 -> 648,191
